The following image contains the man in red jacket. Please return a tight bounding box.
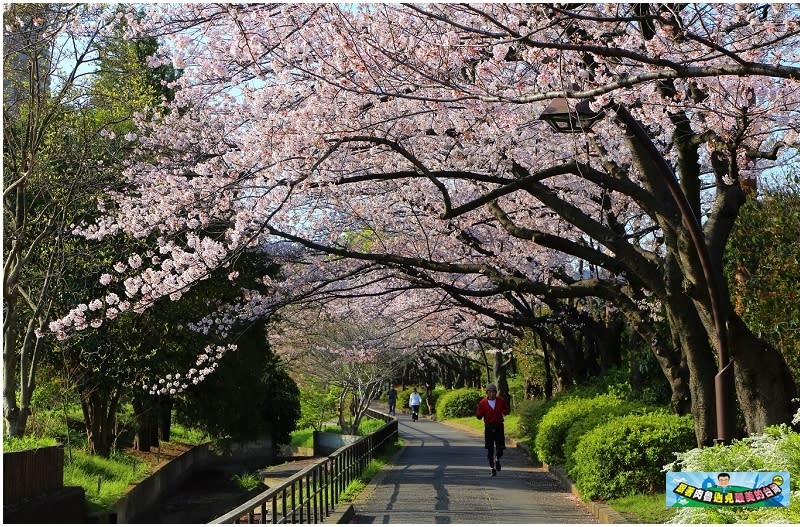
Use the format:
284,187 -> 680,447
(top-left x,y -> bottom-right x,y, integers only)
475,383 -> 510,476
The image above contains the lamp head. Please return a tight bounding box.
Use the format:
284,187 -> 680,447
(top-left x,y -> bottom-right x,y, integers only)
539,97 -> 603,133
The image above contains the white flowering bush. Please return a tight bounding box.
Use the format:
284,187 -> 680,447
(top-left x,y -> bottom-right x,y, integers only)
665,422 -> 800,524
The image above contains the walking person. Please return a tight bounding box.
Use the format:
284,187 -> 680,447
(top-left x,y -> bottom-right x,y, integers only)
387,385 -> 398,416
409,387 -> 422,422
476,382 -> 510,476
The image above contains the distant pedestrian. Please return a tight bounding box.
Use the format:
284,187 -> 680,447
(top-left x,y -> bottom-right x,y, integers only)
409,387 -> 422,422
476,382 -> 510,476
387,386 -> 398,416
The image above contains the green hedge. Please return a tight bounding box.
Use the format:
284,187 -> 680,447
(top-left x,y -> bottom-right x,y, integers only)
436,388 -> 483,419
534,394 -> 627,465
571,412 -> 695,500
562,402 -> 651,475
516,397 -> 558,441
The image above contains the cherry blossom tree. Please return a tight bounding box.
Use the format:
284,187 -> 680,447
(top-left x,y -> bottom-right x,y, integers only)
58,4 -> 800,445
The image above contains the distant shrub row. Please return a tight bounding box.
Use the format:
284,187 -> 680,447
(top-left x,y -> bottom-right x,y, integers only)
389,386 -> 481,418
435,388 -> 483,419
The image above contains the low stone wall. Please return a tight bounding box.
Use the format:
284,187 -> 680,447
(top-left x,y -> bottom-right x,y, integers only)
111,443 -> 214,523
111,436 -> 275,523
313,431 -> 361,456
279,444 -> 315,457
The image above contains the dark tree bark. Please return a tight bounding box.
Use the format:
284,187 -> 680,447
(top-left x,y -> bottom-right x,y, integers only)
133,395 -> 158,452
729,315 -> 798,434
80,388 -> 119,457
541,335 -> 554,399
666,302 -> 718,446
159,396 -> 173,442
493,350 -> 512,407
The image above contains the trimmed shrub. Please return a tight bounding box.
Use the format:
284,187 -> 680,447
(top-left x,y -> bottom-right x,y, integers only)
562,401 -> 650,475
534,393 -> 626,465
571,412 -> 695,500
517,397 -> 558,441
436,388 -> 483,419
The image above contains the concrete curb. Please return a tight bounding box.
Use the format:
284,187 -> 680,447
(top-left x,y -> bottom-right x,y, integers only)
515,441 -> 628,524
327,504 -> 355,524
541,462 -> 629,524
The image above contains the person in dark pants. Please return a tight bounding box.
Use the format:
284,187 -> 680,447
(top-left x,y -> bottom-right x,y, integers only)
409,387 -> 422,422
387,386 -> 398,416
476,383 -> 510,476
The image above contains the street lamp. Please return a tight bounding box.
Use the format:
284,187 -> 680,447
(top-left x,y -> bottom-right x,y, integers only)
539,96 -> 604,133
538,99 -> 735,444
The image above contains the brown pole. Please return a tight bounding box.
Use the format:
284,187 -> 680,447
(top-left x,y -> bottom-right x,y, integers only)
615,105 -> 734,444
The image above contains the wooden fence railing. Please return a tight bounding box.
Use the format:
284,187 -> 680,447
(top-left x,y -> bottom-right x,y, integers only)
210,408 -> 397,524
4,445 -> 64,503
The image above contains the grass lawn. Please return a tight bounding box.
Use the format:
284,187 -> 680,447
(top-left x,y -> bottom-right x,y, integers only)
4,409 -> 208,513
607,494 -> 675,523
63,448 -> 152,511
339,438 -> 403,502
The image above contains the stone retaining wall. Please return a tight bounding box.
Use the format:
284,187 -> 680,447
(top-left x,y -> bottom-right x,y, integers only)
109,436 -> 275,523
313,431 -> 361,456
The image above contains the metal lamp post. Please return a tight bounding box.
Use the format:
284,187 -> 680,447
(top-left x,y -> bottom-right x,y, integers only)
538,98 -> 735,444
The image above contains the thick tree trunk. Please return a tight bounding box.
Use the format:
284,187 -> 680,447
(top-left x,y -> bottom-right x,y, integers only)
597,311 -> 623,375
4,405 -> 30,439
539,333 -> 553,399
133,397 -> 158,452
3,297 -> 24,438
159,396 -> 173,442
2,351 -> 30,438
493,352 -> 511,406
337,390 -> 349,432
81,390 -> 119,457
729,315 -> 797,433
544,327 -> 580,392
2,296 -> 39,439
624,310 -> 691,415
667,304 -> 717,447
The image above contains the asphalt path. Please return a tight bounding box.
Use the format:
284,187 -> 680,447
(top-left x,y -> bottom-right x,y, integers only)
348,412 -> 598,524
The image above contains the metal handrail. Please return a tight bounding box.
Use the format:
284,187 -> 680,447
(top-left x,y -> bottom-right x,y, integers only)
211,408 -> 397,524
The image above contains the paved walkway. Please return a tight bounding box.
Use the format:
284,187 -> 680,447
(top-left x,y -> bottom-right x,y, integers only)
348,412 -> 597,524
